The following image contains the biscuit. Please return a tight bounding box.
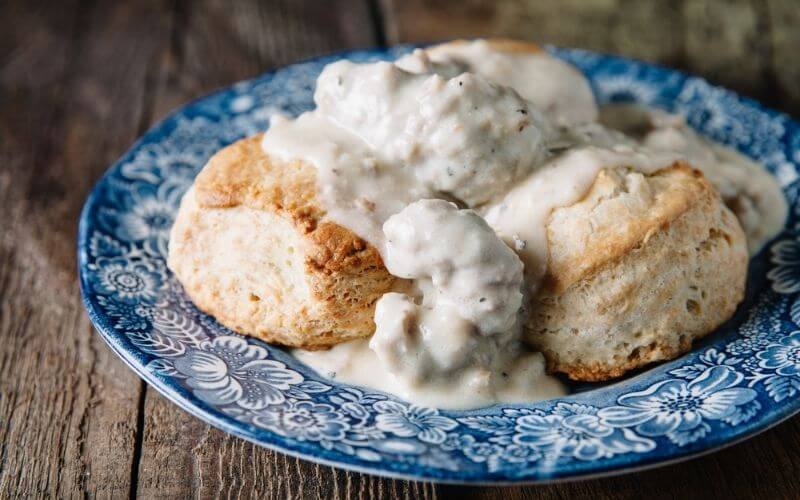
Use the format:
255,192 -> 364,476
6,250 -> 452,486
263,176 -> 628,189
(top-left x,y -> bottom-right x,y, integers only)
527,164 -> 748,380
167,136 -> 396,349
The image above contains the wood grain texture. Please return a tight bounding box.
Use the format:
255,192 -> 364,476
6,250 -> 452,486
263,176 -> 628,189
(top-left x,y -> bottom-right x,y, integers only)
767,0 -> 800,116
3,0 -> 800,498
380,0 -> 797,115
380,0 -> 685,64
138,392 -> 438,499
149,0 -> 383,122
683,0 -> 770,101
0,0 -> 172,497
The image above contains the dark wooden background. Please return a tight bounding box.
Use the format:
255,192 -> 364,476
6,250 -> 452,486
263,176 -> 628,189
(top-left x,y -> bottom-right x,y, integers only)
2,0 -> 799,498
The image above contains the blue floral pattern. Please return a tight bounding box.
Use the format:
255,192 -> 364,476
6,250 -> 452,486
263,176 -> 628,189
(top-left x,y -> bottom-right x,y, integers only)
90,257 -> 165,304
599,367 -> 757,445
254,401 -> 350,441
171,336 -> 304,409
79,45 -> 800,483
769,238 -> 800,293
516,403 -> 655,459
98,181 -> 183,256
758,331 -> 800,376
374,401 -> 458,444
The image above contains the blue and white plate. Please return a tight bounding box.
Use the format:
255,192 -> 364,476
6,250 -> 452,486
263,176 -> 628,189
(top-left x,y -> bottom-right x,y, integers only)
78,45 -> 800,483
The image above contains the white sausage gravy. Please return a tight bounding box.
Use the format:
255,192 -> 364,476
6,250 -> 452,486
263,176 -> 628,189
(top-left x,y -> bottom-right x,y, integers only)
262,40 -> 787,409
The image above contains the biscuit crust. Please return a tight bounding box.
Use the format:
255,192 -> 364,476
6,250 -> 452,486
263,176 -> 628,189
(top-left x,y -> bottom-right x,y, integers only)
527,164 -> 748,381
168,135 -> 396,350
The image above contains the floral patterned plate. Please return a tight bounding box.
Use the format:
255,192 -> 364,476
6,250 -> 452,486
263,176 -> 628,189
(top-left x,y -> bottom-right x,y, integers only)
78,45 -> 800,483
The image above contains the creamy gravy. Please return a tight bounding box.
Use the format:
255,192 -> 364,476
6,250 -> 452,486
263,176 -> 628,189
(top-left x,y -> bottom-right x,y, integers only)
262,40 -> 786,409
294,338 -> 564,409
396,40 -> 598,126
600,104 -> 787,254
296,198 -> 567,409
483,145 -> 681,284
371,200 -> 527,397
264,59 -> 551,251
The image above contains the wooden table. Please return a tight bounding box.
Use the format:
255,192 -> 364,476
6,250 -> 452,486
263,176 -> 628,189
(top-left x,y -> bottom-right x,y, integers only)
2,1 -> 799,498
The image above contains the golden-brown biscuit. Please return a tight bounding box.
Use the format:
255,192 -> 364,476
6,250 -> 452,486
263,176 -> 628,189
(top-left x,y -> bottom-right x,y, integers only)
167,135 -> 396,350
527,164 -> 748,381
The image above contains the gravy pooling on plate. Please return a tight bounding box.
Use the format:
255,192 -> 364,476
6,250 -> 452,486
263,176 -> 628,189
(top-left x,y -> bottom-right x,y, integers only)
257,39 -> 786,409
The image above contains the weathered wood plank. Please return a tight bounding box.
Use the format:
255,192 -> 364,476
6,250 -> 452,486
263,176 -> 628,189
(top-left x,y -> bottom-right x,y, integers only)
150,0 -> 384,121
683,0 -> 773,105
138,392 -> 438,499
767,0 -> 800,116
0,0 -> 173,497
379,0 -> 684,65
